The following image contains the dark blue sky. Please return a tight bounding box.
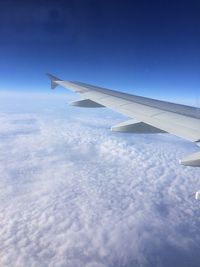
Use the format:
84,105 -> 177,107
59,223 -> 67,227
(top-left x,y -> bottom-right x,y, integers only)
1,0 -> 200,101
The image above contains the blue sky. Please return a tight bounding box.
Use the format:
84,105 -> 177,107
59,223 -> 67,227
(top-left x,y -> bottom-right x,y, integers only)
0,0 -> 200,103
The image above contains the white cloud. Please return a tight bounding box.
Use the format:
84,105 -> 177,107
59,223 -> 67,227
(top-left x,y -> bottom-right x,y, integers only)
0,93 -> 200,267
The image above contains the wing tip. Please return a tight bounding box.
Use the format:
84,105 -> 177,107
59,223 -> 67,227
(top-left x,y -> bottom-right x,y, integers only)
46,73 -> 61,89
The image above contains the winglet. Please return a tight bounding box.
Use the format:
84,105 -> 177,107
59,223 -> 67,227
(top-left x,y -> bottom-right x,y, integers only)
46,73 -> 61,89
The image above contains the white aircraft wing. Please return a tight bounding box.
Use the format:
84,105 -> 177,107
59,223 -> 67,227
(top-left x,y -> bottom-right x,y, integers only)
47,73 -> 200,167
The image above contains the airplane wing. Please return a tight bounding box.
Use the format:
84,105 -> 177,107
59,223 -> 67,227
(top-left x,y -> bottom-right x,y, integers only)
47,73 -> 200,167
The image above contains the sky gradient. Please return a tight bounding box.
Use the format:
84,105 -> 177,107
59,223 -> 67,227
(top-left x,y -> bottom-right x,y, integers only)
1,2 -> 200,266
1,0 -> 200,103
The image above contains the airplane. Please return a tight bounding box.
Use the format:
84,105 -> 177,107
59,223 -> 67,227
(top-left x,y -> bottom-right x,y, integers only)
47,73 -> 200,169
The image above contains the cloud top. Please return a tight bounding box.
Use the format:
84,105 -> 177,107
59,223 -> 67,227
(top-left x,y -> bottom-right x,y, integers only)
0,94 -> 200,267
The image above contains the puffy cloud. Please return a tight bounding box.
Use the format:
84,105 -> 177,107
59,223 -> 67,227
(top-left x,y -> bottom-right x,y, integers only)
0,93 -> 200,267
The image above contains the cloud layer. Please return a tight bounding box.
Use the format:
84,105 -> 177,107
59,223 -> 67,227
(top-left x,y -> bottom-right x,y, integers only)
0,93 -> 200,267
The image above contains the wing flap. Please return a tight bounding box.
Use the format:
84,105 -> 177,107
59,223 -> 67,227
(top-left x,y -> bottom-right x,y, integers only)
92,96 -> 200,142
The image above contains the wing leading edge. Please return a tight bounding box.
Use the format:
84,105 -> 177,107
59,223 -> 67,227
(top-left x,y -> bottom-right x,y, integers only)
47,73 -> 200,167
